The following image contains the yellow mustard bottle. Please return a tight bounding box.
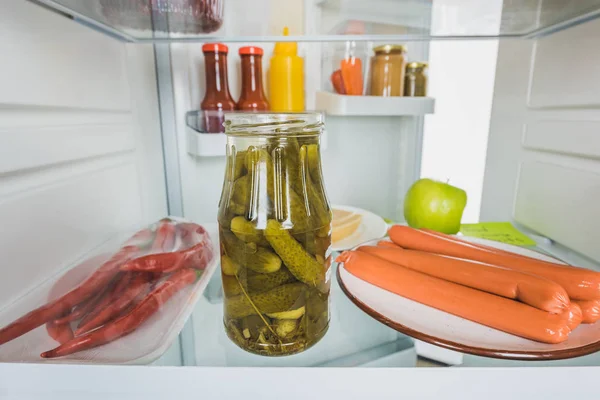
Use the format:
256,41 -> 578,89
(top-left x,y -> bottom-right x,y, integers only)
269,27 -> 304,112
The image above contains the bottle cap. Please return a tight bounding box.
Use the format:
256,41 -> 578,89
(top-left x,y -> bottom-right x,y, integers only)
202,43 -> 229,53
239,46 -> 264,56
273,27 -> 298,56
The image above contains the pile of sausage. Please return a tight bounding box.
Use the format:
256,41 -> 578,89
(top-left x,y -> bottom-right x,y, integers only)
0,218 -> 213,358
338,225 -> 600,344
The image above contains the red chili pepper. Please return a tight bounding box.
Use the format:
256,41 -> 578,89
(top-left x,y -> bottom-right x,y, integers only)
75,274 -> 153,335
180,240 -> 213,270
151,220 -> 176,253
120,252 -> 187,274
52,286 -> 107,325
176,223 -> 208,247
0,245 -> 140,346
41,268 -> 198,358
75,273 -> 132,328
123,228 -> 154,249
46,313 -> 74,345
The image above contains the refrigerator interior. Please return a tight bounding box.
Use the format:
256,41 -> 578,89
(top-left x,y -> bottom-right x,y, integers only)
1,0 -> 600,387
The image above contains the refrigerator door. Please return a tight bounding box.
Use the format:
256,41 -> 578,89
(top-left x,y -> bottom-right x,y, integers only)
0,0 -> 168,357
482,17 -> 600,267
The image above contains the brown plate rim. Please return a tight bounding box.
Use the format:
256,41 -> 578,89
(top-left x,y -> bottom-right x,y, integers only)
335,243 -> 600,361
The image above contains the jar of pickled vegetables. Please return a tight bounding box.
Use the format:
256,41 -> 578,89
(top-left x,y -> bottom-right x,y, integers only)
404,62 -> 428,97
218,113 -> 332,356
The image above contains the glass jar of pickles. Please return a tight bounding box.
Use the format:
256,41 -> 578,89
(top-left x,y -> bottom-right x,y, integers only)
404,62 -> 428,97
218,113 -> 332,356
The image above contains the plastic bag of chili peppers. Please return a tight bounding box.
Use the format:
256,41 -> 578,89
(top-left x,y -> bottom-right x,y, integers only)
0,218 -> 217,364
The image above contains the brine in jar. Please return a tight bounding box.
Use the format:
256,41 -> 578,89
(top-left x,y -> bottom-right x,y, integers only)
218,113 -> 331,356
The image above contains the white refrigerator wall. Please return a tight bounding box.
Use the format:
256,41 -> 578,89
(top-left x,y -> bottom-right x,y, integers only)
0,1 -> 167,311
482,17 -> 600,265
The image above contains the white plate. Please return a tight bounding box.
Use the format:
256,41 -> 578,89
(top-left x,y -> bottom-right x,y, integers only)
331,205 -> 388,251
337,237 -> 600,360
0,223 -> 219,365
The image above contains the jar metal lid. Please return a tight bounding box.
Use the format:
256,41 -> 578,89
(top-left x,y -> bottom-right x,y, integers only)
373,44 -> 407,54
407,61 -> 428,69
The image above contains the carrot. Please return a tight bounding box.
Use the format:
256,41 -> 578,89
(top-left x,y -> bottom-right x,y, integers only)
388,225 -> 600,300
357,245 -> 570,313
574,300 -> 600,324
337,250 -> 577,344
340,57 -> 363,95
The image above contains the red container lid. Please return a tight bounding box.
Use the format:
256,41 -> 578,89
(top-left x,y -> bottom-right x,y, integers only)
202,43 -> 228,53
239,46 -> 264,56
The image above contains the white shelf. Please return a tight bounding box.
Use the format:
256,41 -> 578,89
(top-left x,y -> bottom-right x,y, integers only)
186,128 -> 227,157
315,91 -> 435,116
186,127 -> 329,157
34,0 -> 600,42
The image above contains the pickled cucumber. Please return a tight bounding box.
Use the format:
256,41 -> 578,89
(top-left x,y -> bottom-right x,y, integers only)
306,144 -> 322,186
222,274 -> 243,297
296,232 -> 316,255
247,267 -> 297,293
230,216 -> 270,247
222,230 -> 281,273
274,319 -> 298,338
225,283 -> 305,319
300,145 -> 331,236
231,175 -> 250,216
267,306 -> 305,319
233,150 -> 247,180
221,255 -> 240,276
264,220 -> 325,287
244,147 -> 274,220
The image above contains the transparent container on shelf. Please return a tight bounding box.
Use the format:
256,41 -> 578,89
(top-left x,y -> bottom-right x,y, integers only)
217,113 -> 332,356
322,22 -> 370,96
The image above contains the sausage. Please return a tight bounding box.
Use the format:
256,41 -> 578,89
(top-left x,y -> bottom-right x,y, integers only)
376,240 -> 401,249
566,302 -> 583,331
574,300 -> 600,324
357,245 -> 570,313
337,250 -> 577,344
388,225 -> 600,300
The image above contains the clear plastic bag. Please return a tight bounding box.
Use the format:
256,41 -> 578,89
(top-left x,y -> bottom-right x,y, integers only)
0,217 -> 217,364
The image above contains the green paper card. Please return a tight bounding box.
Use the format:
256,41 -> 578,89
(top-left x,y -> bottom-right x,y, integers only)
459,222 -> 536,247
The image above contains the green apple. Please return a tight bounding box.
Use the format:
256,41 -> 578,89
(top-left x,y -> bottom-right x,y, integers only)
404,178 -> 467,234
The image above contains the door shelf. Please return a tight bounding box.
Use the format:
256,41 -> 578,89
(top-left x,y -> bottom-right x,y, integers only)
315,91 -> 435,116
185,111 -> 329,157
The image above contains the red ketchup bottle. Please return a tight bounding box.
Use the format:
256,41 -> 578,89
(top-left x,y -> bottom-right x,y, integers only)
237,46 -> 270,111
201,43 -> 236,133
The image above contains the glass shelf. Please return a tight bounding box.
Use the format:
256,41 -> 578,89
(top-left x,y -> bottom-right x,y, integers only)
35,0 -> 600,42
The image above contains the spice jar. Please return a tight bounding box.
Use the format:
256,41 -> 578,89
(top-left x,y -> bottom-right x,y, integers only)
237,46 -> 269,111
218,113 -> 331,356
369,44 -> 407,97
404,62 -> 428,97
201,43 -> 236,133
